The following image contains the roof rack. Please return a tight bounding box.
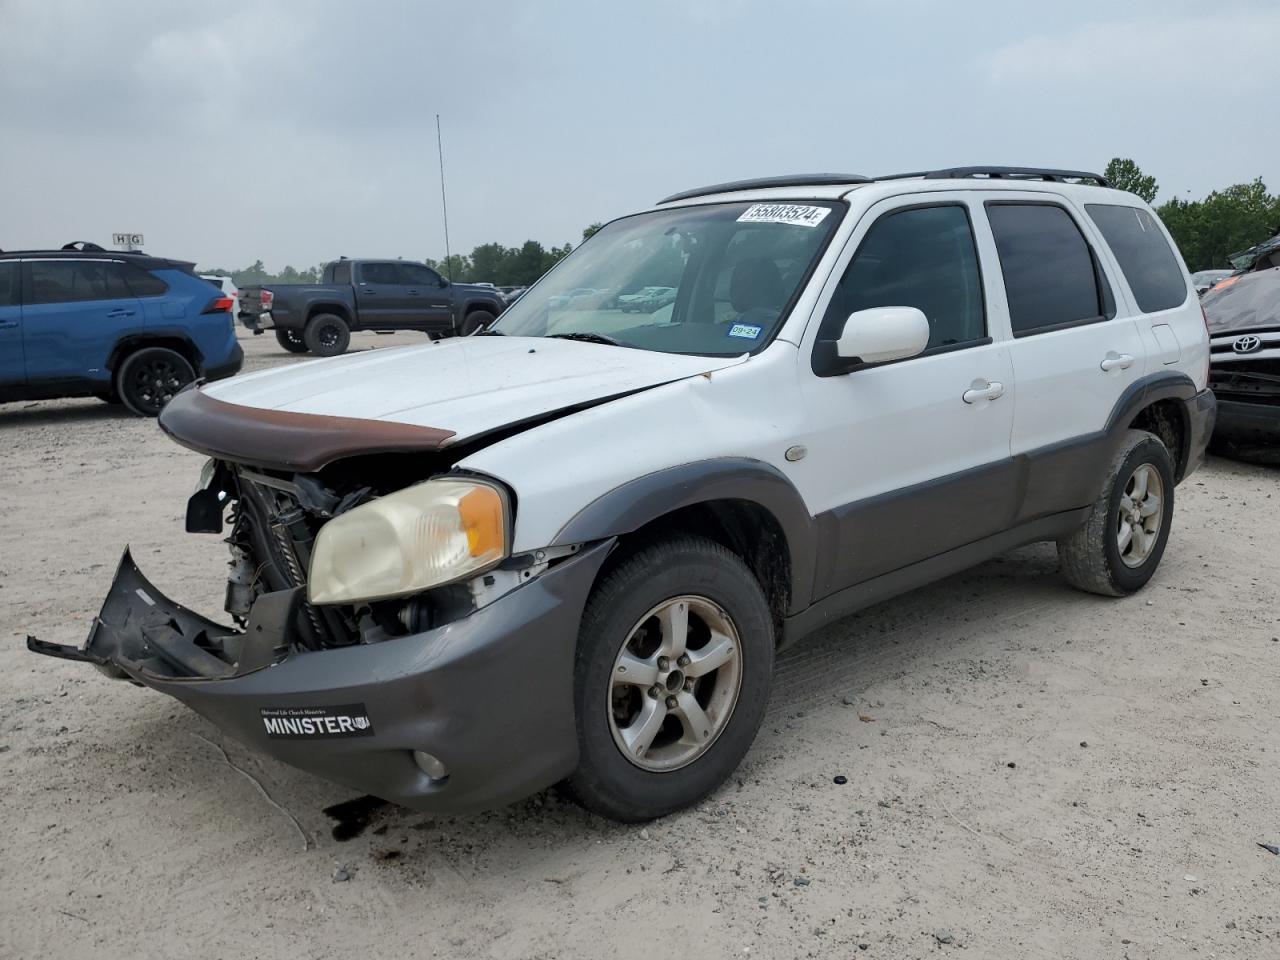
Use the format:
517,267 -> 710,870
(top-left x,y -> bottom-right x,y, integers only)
877,166 -> 1109,187
659,173 -> 870,204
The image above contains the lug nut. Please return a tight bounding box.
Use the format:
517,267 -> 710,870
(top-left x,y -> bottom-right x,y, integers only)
657,656 -> 670,671
677,655 -> 690,667
684,679 -> 694,692
649,685 -> 662,699
665,696 -> 678,709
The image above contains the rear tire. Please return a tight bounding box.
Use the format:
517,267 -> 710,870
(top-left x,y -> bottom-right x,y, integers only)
1057,429 -> 1175,597
459,310 -> 496,336
303,313 -> 351,357
274,328 -> 309,354
565,537 -> 774,822
115,347 -> 196,417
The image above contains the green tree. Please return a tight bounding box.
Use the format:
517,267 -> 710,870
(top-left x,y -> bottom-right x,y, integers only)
1104,158 -> 1159,203
582,222 -> 604,241
1157,178 -> 1280,272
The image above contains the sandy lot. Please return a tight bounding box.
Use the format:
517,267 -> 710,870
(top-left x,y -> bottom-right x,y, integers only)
2,330 -> 1278,960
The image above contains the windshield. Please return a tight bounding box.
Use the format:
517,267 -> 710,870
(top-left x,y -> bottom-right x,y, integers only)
491,200 -> 844,355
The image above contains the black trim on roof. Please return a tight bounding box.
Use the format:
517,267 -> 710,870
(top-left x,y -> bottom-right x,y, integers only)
877,166 -> 1110,186
659,173 -> 870,204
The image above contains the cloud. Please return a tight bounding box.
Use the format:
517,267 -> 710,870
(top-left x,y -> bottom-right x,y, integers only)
980,9 -> 1280,90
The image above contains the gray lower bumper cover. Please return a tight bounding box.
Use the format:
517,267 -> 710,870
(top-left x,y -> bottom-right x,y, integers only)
28,541 -> 613,813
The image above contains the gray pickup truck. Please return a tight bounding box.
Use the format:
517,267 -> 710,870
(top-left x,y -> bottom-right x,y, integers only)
238,259 -> 507,356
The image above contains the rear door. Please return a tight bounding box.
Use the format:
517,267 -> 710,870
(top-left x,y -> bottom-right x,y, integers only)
0,261 -> 23,393
400,263 -> 455,331
20,258 -> 143,388
978,194 -> 1147,523
354,261 -> 414,328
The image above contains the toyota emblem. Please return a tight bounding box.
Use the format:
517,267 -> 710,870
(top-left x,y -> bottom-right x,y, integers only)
1232,334 -> 1263,354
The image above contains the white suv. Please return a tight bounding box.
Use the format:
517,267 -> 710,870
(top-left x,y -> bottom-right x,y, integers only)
33,167 -> 1215,822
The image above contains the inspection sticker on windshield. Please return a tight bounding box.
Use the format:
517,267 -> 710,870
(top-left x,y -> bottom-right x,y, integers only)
737,203 -> 831,228
728,323 -> 763,340
261,704 -> 375,739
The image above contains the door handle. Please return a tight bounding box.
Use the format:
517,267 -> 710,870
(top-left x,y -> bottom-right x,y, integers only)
1100,352 -> 1135,372
962,379 -> 1004,404
107,309 -> 135,318
0,320 -> 17,329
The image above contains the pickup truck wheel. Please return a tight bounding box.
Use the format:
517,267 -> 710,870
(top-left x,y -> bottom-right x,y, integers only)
566,537 -> 774,822
459,310 -> 496,336
303,313 -> 351,357
1057,429 -> 1175,597
115,347 -> 196,417
274,329 -> 309,354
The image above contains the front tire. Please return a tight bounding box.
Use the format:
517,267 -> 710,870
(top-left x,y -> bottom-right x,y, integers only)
274,328 -> 309,354
459,310 -> 496,336
115,347 -> 196,417
1058,429 -> 1175,596
303,313 -> 351,357
566,537 -> 774,822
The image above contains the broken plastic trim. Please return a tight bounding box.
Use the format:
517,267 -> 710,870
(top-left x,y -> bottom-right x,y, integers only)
26,548 -> 302,681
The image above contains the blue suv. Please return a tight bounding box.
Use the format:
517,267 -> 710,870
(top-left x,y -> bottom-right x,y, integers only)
0,242 -> 243,415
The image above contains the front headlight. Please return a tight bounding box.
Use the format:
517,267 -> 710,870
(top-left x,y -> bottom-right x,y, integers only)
307,478 -> 508,605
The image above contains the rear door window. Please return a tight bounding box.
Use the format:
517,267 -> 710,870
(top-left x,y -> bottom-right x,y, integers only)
819,204 -> 987,350
985,203 -> 1107,336
360,262 -> 403,285
401,264 -> 443,286
1085,204 -> 1188,313
25,260 -> 133,304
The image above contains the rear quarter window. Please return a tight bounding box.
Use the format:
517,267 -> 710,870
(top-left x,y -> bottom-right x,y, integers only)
119,263 -> 169,297
331,261 -> 351,284
0,262 -> 19,307
1085,204 -> 1188,313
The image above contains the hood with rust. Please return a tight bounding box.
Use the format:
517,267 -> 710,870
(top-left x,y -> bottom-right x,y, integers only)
161,335 -> 744,471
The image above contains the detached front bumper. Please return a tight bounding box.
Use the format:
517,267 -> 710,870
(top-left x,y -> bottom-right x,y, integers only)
29,542 -> 612,813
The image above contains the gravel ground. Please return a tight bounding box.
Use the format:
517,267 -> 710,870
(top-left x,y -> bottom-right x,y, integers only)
2,330 -> 1278,959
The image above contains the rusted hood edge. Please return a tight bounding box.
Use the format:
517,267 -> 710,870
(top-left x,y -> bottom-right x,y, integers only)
158,387 -> 457,472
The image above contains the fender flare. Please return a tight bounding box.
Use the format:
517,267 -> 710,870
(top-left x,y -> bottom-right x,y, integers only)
550,457 -> 817,615
1105,371 -> 1197,477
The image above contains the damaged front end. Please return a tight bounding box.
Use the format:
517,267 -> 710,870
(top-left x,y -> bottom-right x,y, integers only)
27,387 -> 609,811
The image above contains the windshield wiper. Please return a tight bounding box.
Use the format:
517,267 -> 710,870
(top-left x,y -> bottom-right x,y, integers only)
546,332 -> 622,346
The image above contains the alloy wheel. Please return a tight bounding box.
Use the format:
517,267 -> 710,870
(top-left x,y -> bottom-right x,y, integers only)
608,595 -> 743,772
1116,463 -> 1164,568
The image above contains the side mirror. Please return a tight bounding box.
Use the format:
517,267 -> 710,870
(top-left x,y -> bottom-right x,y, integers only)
814,306 -> 930,376
438,276 -> 450,288
837,306 -> 929,363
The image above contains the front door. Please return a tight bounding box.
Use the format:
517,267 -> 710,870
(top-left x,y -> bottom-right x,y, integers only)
797,196 -> 1017,600
354,261 -> 415,328
399,263 -> 456,332
977,195 -> 1148,523
0,261 -> 24,396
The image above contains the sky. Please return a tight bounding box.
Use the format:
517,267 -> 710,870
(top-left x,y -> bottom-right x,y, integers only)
2,0 -> 1277,272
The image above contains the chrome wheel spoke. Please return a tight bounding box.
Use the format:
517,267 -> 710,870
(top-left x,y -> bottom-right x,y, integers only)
619,697 -> 666,758
1131,466 -> 1149,500
657,600 -> 689,658
1139,494 -> 1161,519
672,691 -> 713,746
614,651 -> 660,688
684,631 -> 736,679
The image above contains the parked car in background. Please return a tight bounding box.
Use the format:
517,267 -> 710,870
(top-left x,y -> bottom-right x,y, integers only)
32,167 -> 1214,824
625,285 -> 677,313
501,287 -> 527,306
1203,264 -> 1280,462
618,286 -> 674,312
200,274 -> 239,317
1191,269 -> 1233,296
0,242 -> 242,415
237,259 -> 507,356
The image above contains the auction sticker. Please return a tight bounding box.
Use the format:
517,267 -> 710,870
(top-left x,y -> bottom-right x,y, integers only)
261,704 -> 375,739
737,203 -> 831,227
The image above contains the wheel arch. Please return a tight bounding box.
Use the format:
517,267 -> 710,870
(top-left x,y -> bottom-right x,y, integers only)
551,459 -> 818,626
107,334 -> 203,376
1110,372 -> 1196,481
305,302 -> 353,326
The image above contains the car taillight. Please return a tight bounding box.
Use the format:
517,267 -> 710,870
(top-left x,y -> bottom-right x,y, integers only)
261,289 -> 274,308
203,296 -> 235,314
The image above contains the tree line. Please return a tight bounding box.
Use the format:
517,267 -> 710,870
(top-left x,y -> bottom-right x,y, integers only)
201,224 -> 604,289
1104,158 -> 1280,272
202,169 -> 1280,287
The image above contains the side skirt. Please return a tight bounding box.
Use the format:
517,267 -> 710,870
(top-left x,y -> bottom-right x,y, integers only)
780,507 -> 1090,648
